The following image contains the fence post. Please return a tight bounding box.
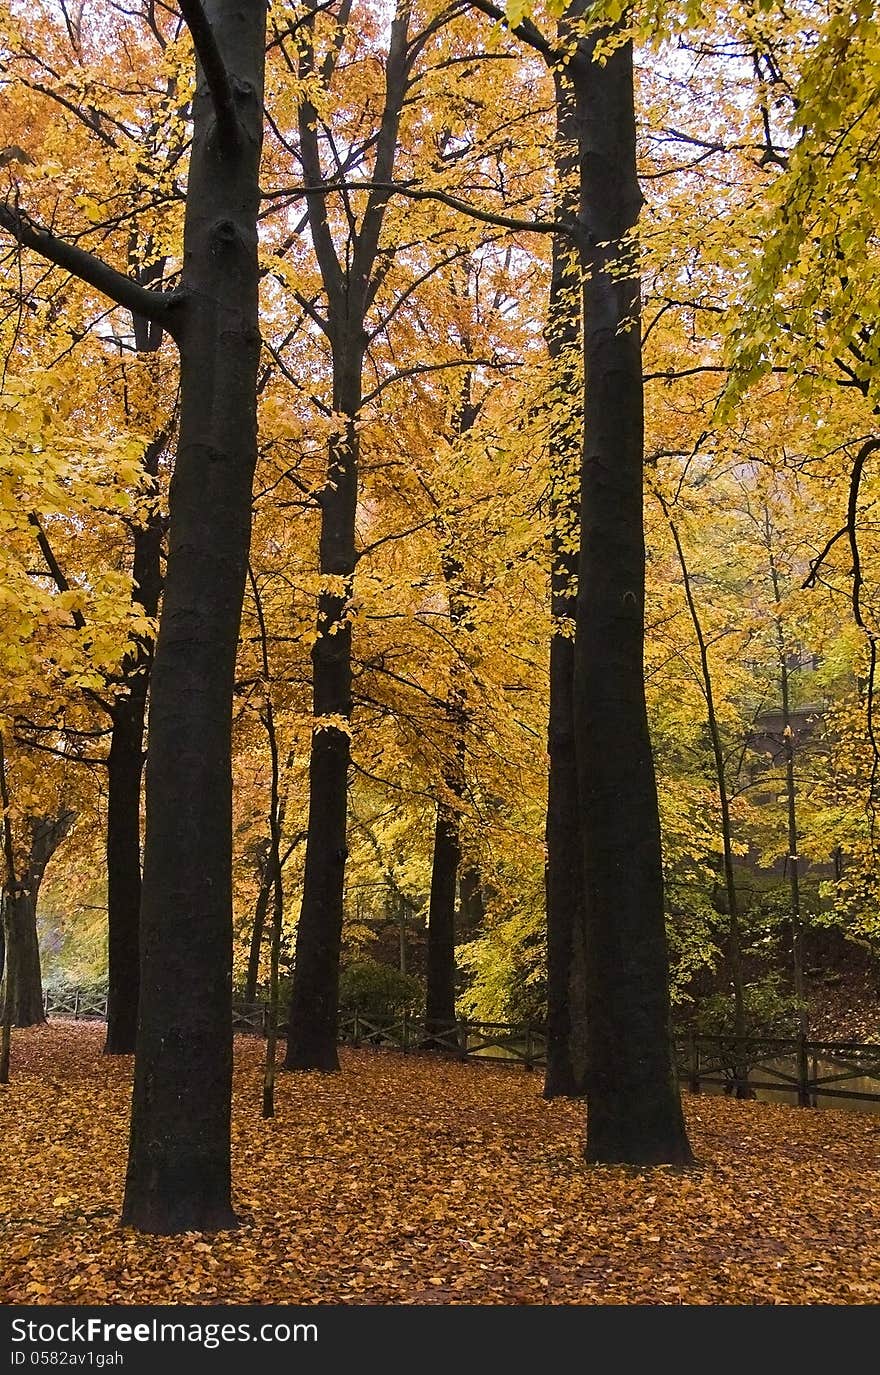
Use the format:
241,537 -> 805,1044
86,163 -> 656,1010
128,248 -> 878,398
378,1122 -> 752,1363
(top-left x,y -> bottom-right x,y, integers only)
73,989 -> 80,1021
797,1032 -> 811,1107
688,1031 -> 700,1094
353,1007 -> 360,1048
524,1022 -> 534,1071
43,989 -> 50,1017
457,1019 -> 468,1062
402,1011 -> 409,1054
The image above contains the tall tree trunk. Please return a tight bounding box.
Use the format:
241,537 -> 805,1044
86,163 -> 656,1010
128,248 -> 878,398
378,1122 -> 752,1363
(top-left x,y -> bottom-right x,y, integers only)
544,55 -> 588,1100
425,565 -> 468,1040
123,0 -> 266,1233
285,372 -> 360,1073
104,430 -> 164,1055
572,22 -> 692,1164
105,700 -> 145,1051
285,0 -> 411,1071
544,622 -> 589,1097
424,785 -> 462,1039
424,371 -> 477,1043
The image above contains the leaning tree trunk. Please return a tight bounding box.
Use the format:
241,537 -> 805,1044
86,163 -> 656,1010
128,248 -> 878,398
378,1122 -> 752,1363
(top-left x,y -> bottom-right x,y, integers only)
662,500 -> 752,1096
572,23 -> 692,1164
123,0 -> 266,1232
104,401 -> 164,1053
544,56 -> 588,1100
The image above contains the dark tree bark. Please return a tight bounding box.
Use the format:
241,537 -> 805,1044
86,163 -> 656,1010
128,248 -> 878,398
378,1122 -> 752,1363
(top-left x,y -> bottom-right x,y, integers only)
246,566 -> 286,1119
0,5 -> 268,1219
544,613 -> 589,1098
244,846 -> 272,1005
544,54 -> 588,1100
104,431 -> 164,1055
10,811 -> 76,1028
8,894 -> 44,1027
458,866 -> 484,940
425,544 -> 470,1041
122,0 -> 266,1232
571,21 -> 692,1164
286,0 -> 411,1071
424,356 -> 481,1044
285,360 -> 360,1072
424,783 -> 462,1038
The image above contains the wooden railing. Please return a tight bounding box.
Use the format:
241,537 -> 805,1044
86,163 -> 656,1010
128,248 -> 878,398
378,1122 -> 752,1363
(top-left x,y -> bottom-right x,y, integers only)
682,1031 -> 880,1107
43,989 -> 108,1020
42,992 -> 880,1110
336,1009 -> 546,1069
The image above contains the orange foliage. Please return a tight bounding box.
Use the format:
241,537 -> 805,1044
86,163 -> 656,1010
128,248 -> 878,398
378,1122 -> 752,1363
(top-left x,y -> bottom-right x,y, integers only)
2,1024 -> 879,1305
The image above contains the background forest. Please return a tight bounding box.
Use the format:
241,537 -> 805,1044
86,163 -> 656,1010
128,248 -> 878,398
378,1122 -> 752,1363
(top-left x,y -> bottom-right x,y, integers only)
3,0 -> 880,1139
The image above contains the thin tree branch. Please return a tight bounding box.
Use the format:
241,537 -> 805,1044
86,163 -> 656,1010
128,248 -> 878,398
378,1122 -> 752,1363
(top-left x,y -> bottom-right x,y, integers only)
266,179 -> 571,238
28,514 -> 85,631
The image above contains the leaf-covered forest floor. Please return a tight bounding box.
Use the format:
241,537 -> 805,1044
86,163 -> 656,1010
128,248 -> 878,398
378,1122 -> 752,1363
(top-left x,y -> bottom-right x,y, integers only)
2,1024 -> 879,1305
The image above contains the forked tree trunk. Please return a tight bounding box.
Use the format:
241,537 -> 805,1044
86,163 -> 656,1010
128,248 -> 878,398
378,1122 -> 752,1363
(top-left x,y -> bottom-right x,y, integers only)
123,0 -> 266,1232
572,22 -> 692,1164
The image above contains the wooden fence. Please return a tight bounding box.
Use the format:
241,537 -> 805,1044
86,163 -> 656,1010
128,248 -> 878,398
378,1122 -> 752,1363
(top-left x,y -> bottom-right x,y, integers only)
683,1031 -> 880,1107
41,991 -> 880,1110
43,988 -> 109,1020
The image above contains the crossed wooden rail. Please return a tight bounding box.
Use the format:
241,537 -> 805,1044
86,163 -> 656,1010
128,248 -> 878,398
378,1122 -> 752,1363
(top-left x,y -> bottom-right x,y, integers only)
41,991 -> 880,1109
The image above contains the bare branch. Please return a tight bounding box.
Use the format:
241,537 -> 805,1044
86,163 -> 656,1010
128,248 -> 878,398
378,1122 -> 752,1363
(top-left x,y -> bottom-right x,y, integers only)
266,179 -> 572,238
